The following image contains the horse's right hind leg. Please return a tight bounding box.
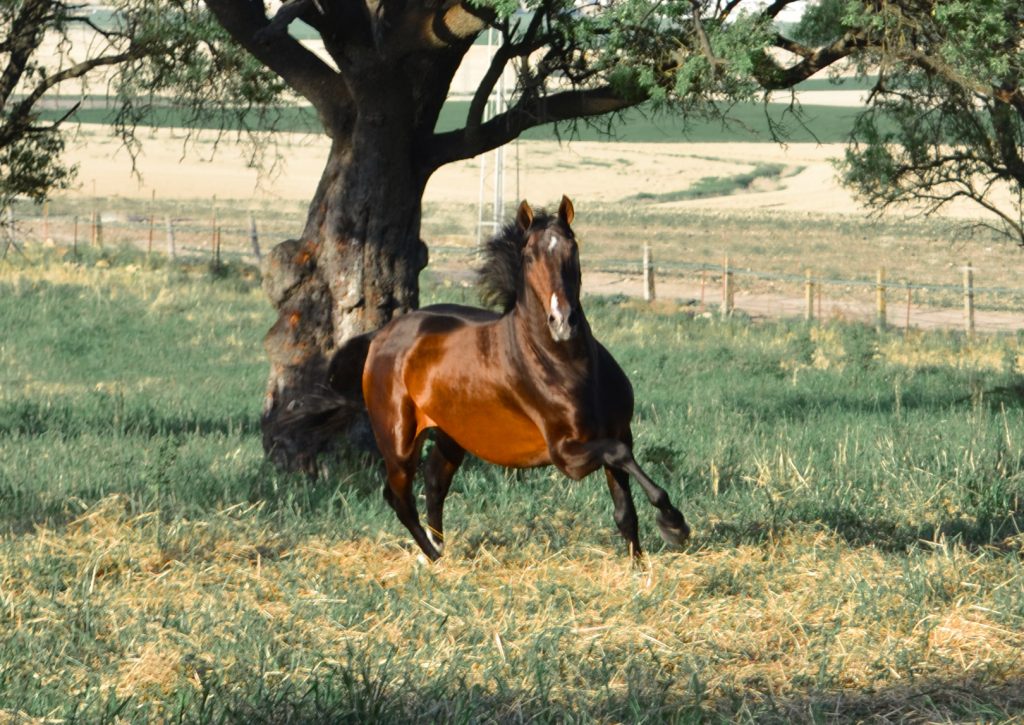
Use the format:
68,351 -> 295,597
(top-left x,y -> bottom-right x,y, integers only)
372,396 -> 441,561
423,430 -> 466,556
382,456 -> 443,561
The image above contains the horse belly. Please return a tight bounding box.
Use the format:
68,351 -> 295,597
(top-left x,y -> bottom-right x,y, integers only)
421,399 -> 550,468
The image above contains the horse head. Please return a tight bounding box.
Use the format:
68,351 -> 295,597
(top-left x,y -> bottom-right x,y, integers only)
517,195 -> 582,342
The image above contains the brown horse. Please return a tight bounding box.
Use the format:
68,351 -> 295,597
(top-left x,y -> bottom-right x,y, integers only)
337,195 -> 689,561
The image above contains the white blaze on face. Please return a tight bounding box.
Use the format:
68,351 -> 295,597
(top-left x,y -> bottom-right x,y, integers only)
548,233 -> 558,253
550,292 -> 566,326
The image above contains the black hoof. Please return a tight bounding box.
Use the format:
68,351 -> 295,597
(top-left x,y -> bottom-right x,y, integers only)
656,509 -> 691,547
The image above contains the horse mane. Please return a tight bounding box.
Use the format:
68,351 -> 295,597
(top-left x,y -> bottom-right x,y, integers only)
477,211 -> 556,313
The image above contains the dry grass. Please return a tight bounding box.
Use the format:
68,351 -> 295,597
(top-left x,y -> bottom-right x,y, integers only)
4,495 -> 1023,721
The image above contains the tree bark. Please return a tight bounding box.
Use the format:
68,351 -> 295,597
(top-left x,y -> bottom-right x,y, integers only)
260,81 -> 430,471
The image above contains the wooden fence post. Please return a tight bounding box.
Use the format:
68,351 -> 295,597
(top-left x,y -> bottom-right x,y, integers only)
721,256 -> 734,317
147,189 -> 155,258
42,200 -> 50,243
249,213 -> 261,264
699,269 -> 707,312
73,215 -> 78,257
642,244 -> 655,302
876,268 -> 887,332
904,283 -> 912,334
804,268 -> 814,321
963,261 -> 975,338
165,215 -> 176,259
210,198 -> 218,259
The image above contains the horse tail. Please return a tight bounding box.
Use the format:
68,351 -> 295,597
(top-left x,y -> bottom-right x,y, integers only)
272,331 -> 378,453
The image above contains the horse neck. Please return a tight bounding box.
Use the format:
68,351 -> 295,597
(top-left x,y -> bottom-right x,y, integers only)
508,293 -> 594,371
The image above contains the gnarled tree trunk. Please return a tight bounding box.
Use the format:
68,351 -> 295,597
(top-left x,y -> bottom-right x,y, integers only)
259,78 -> 433,469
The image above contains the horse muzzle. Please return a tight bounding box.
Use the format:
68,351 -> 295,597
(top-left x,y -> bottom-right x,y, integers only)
547,308 -> 579,342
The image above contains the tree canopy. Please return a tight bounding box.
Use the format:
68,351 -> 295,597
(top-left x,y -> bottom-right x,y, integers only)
0,0 -> 281,204
4,1 -> 1024,246
827,0 -> 1024,243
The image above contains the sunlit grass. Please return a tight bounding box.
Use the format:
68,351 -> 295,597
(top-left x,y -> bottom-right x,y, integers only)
1,249 -> 1023,721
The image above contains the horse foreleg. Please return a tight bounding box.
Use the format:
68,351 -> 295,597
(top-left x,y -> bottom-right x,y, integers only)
423,431 -> 466,556
605,467 -> 642,559
555,438 -> 690,548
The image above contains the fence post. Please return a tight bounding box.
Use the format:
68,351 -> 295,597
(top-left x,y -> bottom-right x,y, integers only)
147,189 -> 155,258
699,269 -> 707,312
249,213 -> 261,264
875,268 -> 887,332
804,268 -> 814,321
210,199 -> 218,259
43,200 -> 50,244
214,227 -> 222,266
642,244 -> 655,302
721,256 -> 734,317
73,215 -> 78,258
165,215 -> 176,259
90,210 -> 97,247
904,282 -> 912,334
963,261 -> 975,338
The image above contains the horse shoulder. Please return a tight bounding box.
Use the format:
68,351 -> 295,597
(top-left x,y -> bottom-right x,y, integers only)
593,340 -> 635,431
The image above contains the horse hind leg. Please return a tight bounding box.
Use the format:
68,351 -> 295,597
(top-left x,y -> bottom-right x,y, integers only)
382,453 -> 444,561
373,396 -> 442,561
423,430 -> 466,556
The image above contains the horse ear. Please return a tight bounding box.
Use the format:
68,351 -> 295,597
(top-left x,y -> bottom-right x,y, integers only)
558,195 -> 575,226
516,200 -> 534,232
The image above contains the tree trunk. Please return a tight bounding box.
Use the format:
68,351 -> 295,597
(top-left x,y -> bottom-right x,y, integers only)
260,87 -> 429,471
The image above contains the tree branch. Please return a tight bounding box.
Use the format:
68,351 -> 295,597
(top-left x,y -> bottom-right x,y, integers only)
757,31 -> 867,89
426,86 -> 639,171
0,50 -> 143,149
0,0 -> 50,110
204,0 -> 352,132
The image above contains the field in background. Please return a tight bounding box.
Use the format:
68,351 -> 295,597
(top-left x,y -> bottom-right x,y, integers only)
19,193 -> 1024,317
1,250 -> 1023,721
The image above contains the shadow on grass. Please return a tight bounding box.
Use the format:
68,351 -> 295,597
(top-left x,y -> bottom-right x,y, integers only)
704,503 -> 1024,554
58,660 -> 1024,723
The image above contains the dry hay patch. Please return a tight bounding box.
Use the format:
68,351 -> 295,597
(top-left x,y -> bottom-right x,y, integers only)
3,497 -> 1024,718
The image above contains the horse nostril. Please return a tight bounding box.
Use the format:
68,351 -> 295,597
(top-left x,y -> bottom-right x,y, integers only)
548,314 -> 556,324
567,310 -> 578,327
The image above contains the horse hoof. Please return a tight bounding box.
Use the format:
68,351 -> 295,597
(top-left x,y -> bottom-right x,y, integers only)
656,511 -> 691,547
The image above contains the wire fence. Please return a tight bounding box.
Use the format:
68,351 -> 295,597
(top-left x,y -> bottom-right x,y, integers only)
4,204 -> 1023,335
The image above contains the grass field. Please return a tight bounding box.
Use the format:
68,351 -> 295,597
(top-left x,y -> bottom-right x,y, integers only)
1,247 -> 1024,722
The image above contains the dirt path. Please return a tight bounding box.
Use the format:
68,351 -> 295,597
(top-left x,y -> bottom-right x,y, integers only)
584,271 -> 1024,334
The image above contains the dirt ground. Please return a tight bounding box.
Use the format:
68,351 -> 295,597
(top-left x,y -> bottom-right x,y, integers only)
62,126 -> 1013,220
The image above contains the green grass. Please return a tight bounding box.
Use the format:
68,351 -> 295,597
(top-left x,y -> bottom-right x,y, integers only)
627,163 -> 793,203
1,248 -> 1024,721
